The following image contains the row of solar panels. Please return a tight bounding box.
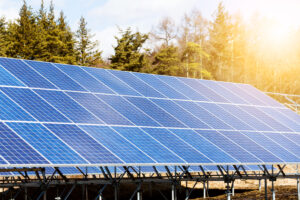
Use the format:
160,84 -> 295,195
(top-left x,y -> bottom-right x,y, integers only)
0,122 -> 299,166
0,57 -> 283,108
0,86 -> 299,131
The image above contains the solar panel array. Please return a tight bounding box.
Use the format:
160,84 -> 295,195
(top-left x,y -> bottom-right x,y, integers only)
0,57 -> 299,168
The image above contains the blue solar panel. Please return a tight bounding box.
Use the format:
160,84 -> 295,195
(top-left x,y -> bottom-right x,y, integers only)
196,130 -> 261,163
80,125 -> 155,163
0,157 -> 7,164
0,58 -> 56,89
175,100 -> 232,130
151,99 -> 210,129
0,65 -> 24,86
109,70 -> 165,98
1,88 -> 70,122
179,77 -> 229,103
7,122 -> 88,164
113,127 -> 185,163
240,105 -> 292,132
24,60 -> 86,91
219,104 -> 274,131
238,84 -> 285,108
142,128 -> 212,164
0,90 -> 36,121
96,94 -> 160,127
262,132 -> 300,158
259,107 -> 300,132
45,124 -> 122,164
219,131 -> 283,163
283,133 -> 300,146
157,75 -> 210,101
242,131 -> 299,162
126,97 -> 186,128
219,82 -> 266,106
198,79 -> 248,104
83,67 -> 141,96
169,129 -> 237,163
197,102 -> 254,130
133,72 -> 187,99
0,122 -> 49,164
67,92 -> 132,125
55,64 -> 115,94
278,108 -> 300,125
36,90 -> 102,124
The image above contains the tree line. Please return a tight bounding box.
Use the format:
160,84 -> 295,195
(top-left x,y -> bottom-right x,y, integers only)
0,1 -> 299,97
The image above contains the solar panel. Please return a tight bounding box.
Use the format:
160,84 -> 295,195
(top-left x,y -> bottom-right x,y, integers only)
0,57 -> 298,170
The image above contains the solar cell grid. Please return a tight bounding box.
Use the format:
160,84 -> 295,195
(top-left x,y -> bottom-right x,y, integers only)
0,65 -> 24,86
0,58 -> 56,89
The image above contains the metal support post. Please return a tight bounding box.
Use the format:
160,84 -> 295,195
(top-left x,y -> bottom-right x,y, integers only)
226,181 -> 231,200
24,187 -> 28,200
264,178 -> 268,200
172,184 -> 176,200
137,190 -> 141,200
259,179 -> 261,192
297,178 -> 300,200
114,184 -> 119,200
203,181 -> 206,199
43,191 -> 46,200
232,181 -> 235,196
206,181 -> 209,197
271,165 -> 275,200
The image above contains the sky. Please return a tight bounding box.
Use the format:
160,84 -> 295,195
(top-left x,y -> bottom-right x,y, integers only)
1,0 -> 300,57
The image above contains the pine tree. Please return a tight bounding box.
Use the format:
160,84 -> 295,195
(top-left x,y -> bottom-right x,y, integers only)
75,16 -> 102,66
152,45 -> 180,75
0,17 -> 8,56
57,11 -> 76,64
208,2 -> 233,80
110,28 -> 148,72
6,0 -> 38,59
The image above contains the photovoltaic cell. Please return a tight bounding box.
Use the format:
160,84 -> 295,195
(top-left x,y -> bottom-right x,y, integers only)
278,108 -> 300,125
45,124 -> 122,164
67,92 -> 132,125
238,84 -> 285,108
0,122 -> 49,164
175,101 -> 232,130
36,90 -> 102,124
169,129 -> 237,163
157,75 -> 210,101
179,78 -> 229,103
0,90 -> 36,121
262,132 -> 300,158
0,157 -> 7,164
133,72 -> 187,99
109,70 -> 165,98
150,98 -> 210,129
142,128 -> 212,164
219,82 -> 266,106
239,105 -> 291,132
219,131 -> 282,163
219,104 -> 274,131
96,94 -> 161,127
126,97 -> 186,128
7,122 -> 87,164
24,60 -> 86,91
1,88 -> 70,122
80,126 -> 155,163
83,67 -> 141,96
196,130 -> 261,163
0,66 -> 24,86
113,127 -> 185,163
259,107 -> 300,132
197,102 -> 254,130
0,58 -> 56,89
283,133 -> 300,146
242,131 -> 299,162
55,64 -> 115,94
198,79 -> 248,104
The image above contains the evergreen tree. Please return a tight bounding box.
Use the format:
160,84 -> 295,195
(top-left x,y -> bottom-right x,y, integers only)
0,17 -> 8,56
76,16 -> 102,66
6,0 -> 38,59
208,2 -> 233,80
152,45 -> 180,75
110,28 -> 148,72
57,11 -> 76,64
